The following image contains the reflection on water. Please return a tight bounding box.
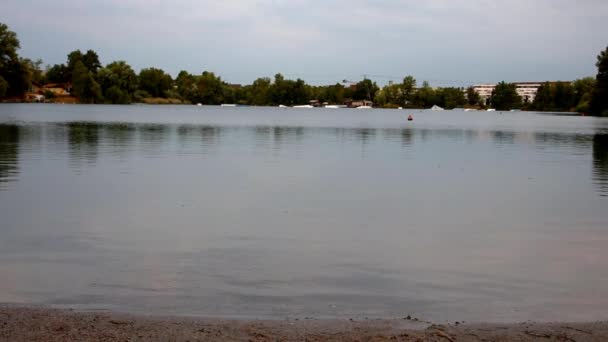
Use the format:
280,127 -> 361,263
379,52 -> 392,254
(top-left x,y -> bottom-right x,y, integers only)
594,134 -> 608,196
67,122 -> 100,167
0,124 -> 19,188
1,106 -> 608,322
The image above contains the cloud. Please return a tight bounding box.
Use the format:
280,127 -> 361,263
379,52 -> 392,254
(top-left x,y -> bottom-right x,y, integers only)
1,0 -> 607,84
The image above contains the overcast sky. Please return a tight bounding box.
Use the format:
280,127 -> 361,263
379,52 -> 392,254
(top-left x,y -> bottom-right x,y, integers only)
2,0 -> 607,86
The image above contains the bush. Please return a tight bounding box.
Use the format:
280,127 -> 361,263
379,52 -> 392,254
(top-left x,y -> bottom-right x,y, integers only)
133,90 -> 151,103
43,90 -> 56,99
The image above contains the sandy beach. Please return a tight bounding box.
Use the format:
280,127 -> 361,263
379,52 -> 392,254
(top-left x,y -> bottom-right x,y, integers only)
1,306 -> 607,341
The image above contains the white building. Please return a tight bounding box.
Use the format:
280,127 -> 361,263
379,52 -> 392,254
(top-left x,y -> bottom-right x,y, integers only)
472,82 -> 546,104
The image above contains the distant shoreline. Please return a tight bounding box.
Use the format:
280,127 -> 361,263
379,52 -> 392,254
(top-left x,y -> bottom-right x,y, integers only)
1,306 -> 606,341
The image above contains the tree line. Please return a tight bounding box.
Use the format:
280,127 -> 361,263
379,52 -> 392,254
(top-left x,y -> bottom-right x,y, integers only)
1,22 -> 608,116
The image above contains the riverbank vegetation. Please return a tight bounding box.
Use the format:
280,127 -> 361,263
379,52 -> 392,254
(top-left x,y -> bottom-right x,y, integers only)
1,22 -> 607,115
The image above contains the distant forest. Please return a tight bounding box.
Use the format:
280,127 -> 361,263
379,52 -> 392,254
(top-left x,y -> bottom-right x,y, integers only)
1,22 -> 607,115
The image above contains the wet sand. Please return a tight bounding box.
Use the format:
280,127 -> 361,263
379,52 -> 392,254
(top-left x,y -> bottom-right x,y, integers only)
1,306 -> 607,341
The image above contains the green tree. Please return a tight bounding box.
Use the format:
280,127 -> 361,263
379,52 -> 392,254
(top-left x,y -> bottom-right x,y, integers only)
96,61 -> 138,103
438,87 -> 466,109
82,50 -> 101,74
175,70 -> 198,103
138,67 -> 173,98
532,82 -> 553,111
0,22 -> 30,97
0,76 -> 7,97
353,78 -> 378,101
71,61 -> 101,103
573,77 -> 595,113
413,81 -> 438,108
247,77 -> 271,105
590,46 -> 608,116
21,58 -> 45,84
490,81 -> 521,110
0,23 -> 19,72
466,86 -> 481,106
197,71 -> 225,105
400,75 -> 416,106
45,64 -> 68,83
552,82 -> 575,111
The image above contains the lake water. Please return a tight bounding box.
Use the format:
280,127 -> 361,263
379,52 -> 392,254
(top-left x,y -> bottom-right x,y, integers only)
1,104 -> 608,323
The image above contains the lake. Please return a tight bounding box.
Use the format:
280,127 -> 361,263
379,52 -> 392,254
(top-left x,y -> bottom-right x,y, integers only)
1,104 -> 608,323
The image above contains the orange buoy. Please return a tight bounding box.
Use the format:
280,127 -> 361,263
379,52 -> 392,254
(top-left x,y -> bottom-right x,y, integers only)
407,114 -> 413,121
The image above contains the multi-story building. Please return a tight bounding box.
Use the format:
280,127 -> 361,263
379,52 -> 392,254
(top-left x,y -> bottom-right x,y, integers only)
472,82 -> 548,104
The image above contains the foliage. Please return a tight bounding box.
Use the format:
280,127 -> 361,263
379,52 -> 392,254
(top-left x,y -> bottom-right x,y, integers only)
0,22 -> 31,97
353,78 -> 379,101
96,61 -> 138,103
437,87 -> 466,109
45,64 -> 68,84
138,67 -> 173,98
466,86 -> 481,106
0,23 -> 19,71
531,79 -> 595,112
21,58 -> 45,84
590,46 -> 608,116
196,71 -> 225,105
71,61 -> 101,103
490,82 -> 522,110
267,73 -> 310,106
175,71 -> 198,103
0,76 -> 7,97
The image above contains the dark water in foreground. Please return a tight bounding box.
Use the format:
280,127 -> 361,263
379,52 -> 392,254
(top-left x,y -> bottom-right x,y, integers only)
1,104 -> 608,323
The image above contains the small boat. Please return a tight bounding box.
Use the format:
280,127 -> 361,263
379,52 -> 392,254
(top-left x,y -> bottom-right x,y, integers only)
356,105 -> 373,109
278,104 -> 288,108
293,105 -> 314,108
196,103 -> 202,106
398,107 -> 403,110
325,105 -> 343,108
430,105 -> 444,111
487,108 -> 496,112
221,104 -> 237,107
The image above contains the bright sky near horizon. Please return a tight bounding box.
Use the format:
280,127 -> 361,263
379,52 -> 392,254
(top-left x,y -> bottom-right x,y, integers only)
2,0 -> 607,86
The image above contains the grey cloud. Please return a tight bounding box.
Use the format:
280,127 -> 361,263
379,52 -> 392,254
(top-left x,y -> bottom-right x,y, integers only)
1,0 -> 606,85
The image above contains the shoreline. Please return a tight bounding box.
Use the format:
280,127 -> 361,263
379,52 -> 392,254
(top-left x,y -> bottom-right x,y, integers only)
1,306 -> 607,341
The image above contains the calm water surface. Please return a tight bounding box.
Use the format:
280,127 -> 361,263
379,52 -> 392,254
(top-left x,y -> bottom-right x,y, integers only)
1,104 -> 608,322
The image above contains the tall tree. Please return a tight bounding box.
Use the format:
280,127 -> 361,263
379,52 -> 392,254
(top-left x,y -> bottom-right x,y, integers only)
0,22 -> 30,97
82,50 -> 101,74
72,61 -> 101,103
353,78 -> 378,101
573,77 -> 595,113
438,87 -> 466,109
45,64 -> 69,83
401,75 -> 417,105
466,86 -> 481,106
96,61 -> 138,103
197,71 -> 225,105
0,23 -> 19,71
490,82 -> 521,110
138,67 -> 173,98
590,46 -> 608,116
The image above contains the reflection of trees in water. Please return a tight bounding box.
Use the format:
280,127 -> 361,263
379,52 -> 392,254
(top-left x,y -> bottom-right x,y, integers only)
177,125 -> 222,155
138,124 -> 169,155
273,126 -> 304,151
382,128 -> 413,147
492,131 -> 516,145
67,122 -> 100,166
103,123 -> 136,158
0,124 -> 20,187
593,134 -> 608,196
354,128 -> 376,145
534,132 -> 593,151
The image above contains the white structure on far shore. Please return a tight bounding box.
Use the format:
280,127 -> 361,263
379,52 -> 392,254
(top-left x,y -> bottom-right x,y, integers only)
472,82 -> 547,104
